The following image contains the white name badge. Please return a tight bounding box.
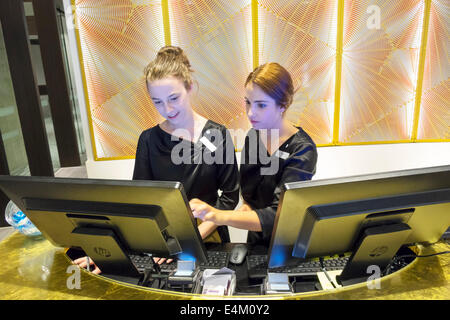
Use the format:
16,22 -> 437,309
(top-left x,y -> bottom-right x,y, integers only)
274,150 -> 289,160
200,136 -> 217,152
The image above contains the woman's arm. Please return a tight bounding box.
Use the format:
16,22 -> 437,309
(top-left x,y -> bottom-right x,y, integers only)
198,220 -> 219,239
190,199 -> 262,232
196,200 -> 255,239
217,209 -> 262,232
214,128 -> 240,210
191,143 -> 317,236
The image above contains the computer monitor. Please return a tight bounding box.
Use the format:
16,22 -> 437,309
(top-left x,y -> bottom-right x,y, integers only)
0,175 -> 207,282
268,165 -> 450,285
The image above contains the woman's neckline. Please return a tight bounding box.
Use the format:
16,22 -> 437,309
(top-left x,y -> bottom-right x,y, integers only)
257,126 -> 300,157
157,118 -> 211,144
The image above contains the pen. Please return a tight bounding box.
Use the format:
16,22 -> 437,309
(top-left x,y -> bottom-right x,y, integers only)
319,257 -> 336,289
321,267 -> 336,288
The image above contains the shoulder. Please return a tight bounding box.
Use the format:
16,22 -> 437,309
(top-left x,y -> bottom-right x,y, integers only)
142,124 -> 163,136
203,120 -> 234,141
204,120 -> 228,132
292,128 -> 316,149
138,125 -> 162,143
286,128 -> 317,159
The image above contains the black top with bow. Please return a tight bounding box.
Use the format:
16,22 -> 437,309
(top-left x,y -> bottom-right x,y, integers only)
133,120 -> 240,242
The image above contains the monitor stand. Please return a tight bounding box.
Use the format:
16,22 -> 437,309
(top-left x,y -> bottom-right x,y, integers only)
72,226 -> 142,285
336,223 -> 412,286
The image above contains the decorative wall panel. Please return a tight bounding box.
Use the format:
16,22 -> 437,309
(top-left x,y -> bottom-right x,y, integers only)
339,0 -> 425,143
258,0 -> 338,145
73,0 -> 449,159
416,0 -> 449,140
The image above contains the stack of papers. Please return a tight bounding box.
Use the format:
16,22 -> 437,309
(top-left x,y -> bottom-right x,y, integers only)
201,268 -> 235,296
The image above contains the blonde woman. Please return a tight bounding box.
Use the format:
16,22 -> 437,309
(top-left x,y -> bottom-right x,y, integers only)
75,46 -> 239,272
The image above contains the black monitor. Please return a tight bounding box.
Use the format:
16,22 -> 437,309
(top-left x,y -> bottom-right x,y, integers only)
268,165 -> 450,285
0,175 -> 207,283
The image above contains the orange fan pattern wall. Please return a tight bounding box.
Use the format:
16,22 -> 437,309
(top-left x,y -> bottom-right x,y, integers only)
73,0 -> 449,160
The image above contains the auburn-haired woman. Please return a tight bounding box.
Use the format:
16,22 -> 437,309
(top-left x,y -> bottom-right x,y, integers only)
191,62 -> 317,247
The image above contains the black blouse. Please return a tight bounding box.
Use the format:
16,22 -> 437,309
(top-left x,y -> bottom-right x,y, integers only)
240,127 -> 318,246
133,120 -> 240,242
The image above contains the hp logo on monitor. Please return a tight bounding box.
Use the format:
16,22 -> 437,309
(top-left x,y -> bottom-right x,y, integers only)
369,246 -> 388,257
94,247 -> 111,258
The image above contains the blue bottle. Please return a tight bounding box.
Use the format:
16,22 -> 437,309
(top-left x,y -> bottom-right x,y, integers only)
5,201 -> 41,236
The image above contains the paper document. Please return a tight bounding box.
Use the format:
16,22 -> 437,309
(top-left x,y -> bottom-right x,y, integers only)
202,268 -> 235,295
317,270 -> 342,290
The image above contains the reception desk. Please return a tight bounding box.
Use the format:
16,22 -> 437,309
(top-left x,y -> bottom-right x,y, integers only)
0,231 -> 449,300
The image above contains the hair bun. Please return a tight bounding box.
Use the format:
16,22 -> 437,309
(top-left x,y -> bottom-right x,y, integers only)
144,46 -> 195,90
156,46 -> 191,69
245,62 -> 294,110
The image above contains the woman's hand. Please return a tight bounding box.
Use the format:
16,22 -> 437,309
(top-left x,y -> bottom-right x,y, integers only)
73,256 -> 102,275
152,257 -> 174,265
189,198 -> 226,226
191,199 -> 262,232
73,256 -> 173,273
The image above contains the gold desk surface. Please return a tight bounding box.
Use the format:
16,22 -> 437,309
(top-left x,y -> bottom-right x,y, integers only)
0,232 -> 449,300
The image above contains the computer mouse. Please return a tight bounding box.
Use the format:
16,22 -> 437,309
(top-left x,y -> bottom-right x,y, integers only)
229,244 -> 248,265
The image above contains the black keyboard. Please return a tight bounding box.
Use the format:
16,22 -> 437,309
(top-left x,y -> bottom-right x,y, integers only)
130,251 -> 230,274
246,255 -> 269,279
247,255 -> 349,279
129,254 -> 177,273
159,262 -> 177,273
130,254 -> 155,273
198,251 -> 230,270
321,257 -> 349,270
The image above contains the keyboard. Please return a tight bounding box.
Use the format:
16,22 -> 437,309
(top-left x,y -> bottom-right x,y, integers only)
130,251 -> 230,274
198,251 -> 230,270
130,254 -> 157,273
246,255 -> 269,279
247,255 -> 349,279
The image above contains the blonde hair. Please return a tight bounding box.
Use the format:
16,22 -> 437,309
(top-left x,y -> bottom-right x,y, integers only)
144,46 -> 194,90
245,62 -> 294,110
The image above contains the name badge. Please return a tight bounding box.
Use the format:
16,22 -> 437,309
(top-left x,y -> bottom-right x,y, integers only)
199,136 -> 217,152
274,150 -> 289,160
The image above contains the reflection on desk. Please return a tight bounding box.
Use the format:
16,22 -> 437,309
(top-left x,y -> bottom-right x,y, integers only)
0,232 -> 449,299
